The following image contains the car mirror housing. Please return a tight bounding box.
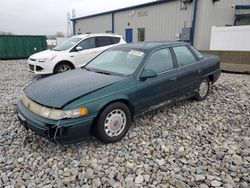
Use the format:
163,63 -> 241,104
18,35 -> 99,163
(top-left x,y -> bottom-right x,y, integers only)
139,69 -> 157,80
76,46 -> 83,51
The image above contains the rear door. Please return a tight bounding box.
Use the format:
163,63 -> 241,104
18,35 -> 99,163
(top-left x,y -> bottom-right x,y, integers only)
134,48 -> 178,112
172,45 -> 202,96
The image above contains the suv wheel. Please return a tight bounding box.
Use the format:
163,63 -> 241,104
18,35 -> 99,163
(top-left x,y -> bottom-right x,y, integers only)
54,63 -> 73,74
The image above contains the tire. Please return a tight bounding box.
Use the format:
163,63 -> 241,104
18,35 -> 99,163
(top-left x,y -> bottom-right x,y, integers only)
54,62 -> 73,74
195,78 -> 210,101
95,102 -> 132,143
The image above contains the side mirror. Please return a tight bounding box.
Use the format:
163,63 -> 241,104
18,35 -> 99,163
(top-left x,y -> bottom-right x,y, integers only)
139,69 -> 157,81
76,46 -> 83,51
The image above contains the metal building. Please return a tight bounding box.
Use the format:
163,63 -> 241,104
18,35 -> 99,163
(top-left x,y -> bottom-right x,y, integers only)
71,0 -> 250,50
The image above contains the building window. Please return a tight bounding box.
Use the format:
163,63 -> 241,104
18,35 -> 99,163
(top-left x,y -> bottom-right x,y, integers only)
138,28 -> 145,42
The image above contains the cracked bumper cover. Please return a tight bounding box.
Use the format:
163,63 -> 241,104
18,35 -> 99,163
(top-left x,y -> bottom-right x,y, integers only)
17,101 -> 93,144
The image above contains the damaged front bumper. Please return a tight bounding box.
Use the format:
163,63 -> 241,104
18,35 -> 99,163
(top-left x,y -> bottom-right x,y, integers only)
17,101 -> 93,144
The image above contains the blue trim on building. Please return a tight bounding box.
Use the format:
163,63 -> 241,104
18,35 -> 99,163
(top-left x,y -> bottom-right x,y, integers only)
112,12 -> 114,33
72,21 -> 76,35
235,5 -> 250,9
71,0 -> 176,21
190,0 -> 198,45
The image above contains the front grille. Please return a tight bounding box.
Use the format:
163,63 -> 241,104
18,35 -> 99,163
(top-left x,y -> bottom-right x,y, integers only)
29,58 -> 36,61
29,64 -> 34,71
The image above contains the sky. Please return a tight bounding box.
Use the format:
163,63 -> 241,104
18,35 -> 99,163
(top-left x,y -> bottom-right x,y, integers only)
0,0 -> 154,36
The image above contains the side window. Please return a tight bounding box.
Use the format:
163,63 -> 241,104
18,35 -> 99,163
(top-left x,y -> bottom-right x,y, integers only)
78,38 -> 95,50
190,45 -> 204,59
110,37 -> 121,44
173,46 -> 197,67
96,37 -> 112,47
145,48 -> 173,73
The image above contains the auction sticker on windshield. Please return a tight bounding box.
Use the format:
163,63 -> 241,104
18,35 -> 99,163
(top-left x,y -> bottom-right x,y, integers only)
128,50 -> 144,57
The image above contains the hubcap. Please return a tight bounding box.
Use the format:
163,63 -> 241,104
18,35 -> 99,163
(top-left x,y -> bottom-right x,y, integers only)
199,80 -> 209,97
58,65 -> 71,73
104,109 -> 126,137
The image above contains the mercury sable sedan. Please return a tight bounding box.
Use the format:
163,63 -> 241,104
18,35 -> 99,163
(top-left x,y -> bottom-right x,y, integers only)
17,41 -> 220,144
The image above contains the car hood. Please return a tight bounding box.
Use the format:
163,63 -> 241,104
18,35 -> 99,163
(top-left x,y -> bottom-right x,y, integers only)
24,69 -> 125,108
29,49 -> 60,59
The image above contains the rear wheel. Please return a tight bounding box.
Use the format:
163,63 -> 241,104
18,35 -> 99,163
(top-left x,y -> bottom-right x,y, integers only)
54,62 -> 73,74
195,78 -> 210,101
95,102 -> 132,143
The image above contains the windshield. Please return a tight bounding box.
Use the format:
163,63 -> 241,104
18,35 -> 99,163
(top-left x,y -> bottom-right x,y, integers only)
85,49 -> 145,76
53,37 -> 82,51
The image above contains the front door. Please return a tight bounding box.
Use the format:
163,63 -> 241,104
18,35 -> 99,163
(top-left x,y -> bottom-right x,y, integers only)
134,48 -> 178,112
71,37 -> 98,67
125,29 -> 133,43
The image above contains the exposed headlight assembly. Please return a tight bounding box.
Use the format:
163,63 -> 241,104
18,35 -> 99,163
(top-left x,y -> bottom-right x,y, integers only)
21,95 -> 88,120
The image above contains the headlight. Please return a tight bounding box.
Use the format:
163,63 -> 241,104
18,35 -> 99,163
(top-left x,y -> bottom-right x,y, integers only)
21,95 -> 88,120
37,58 -> 49,62
37,55 -> 57,63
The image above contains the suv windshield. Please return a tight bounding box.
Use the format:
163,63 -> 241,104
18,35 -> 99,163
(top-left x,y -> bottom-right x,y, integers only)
85,49 -> 145,76
53,37 -> 82,51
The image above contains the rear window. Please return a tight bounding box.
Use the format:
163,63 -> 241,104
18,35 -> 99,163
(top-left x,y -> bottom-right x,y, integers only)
110,37 -> 121,44
190,45 -> 204,59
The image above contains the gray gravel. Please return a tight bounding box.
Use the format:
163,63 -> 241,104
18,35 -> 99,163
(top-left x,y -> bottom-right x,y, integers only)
0,60 -> 250,188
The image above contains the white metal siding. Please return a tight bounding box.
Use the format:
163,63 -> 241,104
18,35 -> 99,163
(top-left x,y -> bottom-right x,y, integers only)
114,1 -> 192,42
194,0 -> 250,50
74,14 -> 112,34
73,0 -> 250,50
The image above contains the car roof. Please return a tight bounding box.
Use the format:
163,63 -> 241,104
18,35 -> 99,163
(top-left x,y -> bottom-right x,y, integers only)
72,33 -> 122,39
112,41 -> 188,52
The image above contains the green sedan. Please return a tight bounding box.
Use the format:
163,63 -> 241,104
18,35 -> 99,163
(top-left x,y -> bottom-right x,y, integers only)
17,41 -> 220,144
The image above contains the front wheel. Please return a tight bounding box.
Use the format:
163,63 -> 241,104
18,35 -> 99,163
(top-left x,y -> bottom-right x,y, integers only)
54,63 -> 73,74
195,78 -> 210,101
95,102 -> 132,143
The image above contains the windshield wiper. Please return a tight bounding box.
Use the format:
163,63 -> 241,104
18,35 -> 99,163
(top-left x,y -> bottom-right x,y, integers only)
83,67 -> 90,71
95,71 -> 111,75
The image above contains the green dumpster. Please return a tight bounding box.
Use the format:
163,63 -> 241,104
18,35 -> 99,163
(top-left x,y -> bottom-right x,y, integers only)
0,35 -> 47,59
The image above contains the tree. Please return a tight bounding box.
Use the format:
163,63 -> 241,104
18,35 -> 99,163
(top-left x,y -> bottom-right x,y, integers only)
56,32 -> 65,38
0,31 -> 13,35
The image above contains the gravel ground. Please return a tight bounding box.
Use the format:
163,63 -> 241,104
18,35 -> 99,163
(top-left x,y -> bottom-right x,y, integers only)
0,60 -> 249,188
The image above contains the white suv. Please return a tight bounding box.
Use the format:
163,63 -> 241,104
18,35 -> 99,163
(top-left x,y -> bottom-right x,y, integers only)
28,33 -> 126,74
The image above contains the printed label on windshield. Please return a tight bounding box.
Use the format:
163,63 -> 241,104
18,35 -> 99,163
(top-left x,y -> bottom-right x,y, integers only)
128,50 -> 144,57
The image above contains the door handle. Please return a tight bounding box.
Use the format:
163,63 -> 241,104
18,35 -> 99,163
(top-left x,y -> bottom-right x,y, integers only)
198,69 -> 201,74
